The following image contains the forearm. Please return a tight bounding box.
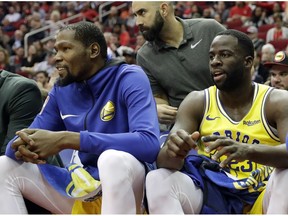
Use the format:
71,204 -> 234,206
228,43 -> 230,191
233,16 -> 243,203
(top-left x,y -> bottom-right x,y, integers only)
247,144 -> 288,168
154,93 -> 169,105
80,130 -> 160,163
57,131 -> 80,151
156,146 -> 184,170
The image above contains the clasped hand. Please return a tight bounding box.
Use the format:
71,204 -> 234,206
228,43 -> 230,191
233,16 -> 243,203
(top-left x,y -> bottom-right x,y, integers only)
11,129 -> 62,164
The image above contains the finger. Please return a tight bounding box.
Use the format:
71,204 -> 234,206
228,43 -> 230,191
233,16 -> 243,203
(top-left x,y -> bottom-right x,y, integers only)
211,145 -> 233,161
11,137 -> 25,150
21,156 -> 47,164
218,153 -> 236,168
17,129 -> 36,135
202,135 -> 227,142
170,132 -> 191,152
16,131 -> 35,146
166,138 -> 188,159
167,106 -> 178,110
190,131 -> 203,150
166,139 -> 181,152
162,109 -> 177,116
17,145 -> 39,160
161,105 -> 178,110
166,148 -> 187,159
15,151 -> 23,160
176,130 -> 197,149
204,137 -> 232,152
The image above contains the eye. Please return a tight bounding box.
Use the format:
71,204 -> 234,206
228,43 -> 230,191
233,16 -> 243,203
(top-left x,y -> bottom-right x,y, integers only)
209,54 -> 215,61
281,72 -> 288,77
62,47 -> 70,52
220,52 -> 230,58
137,9 -> 146,16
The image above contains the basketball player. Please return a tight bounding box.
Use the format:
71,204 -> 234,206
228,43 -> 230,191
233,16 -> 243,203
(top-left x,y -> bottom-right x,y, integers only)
145,29 -> 288,214
0,21 -> 160,214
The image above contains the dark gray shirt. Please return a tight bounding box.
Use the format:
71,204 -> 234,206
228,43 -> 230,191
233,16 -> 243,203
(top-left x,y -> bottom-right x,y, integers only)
137,18 -> 226,107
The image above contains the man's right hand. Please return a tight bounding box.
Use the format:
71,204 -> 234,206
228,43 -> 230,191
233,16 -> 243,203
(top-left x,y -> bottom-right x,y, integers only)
157,104 -> 178,125
11,130 -> 45,164
165,130 -> 200,159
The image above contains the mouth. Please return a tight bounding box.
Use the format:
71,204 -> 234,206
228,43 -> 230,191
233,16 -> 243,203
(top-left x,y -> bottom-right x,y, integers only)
274,85 -> 284,89
139,26 -> 148,33
56,66 -> 67,76
212,71 -> 226,82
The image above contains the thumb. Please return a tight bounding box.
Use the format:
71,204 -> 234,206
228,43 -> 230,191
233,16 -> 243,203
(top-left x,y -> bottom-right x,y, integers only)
17,129 -> 37,135
190,131 -> 200,142
190,131 -> 203,151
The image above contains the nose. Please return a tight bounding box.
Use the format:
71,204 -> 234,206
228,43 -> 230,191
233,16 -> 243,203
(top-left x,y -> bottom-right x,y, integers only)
135,16 -> 143,27
210,55 -> 222,67
54,52 -> 62,62
272,74 -> 281,82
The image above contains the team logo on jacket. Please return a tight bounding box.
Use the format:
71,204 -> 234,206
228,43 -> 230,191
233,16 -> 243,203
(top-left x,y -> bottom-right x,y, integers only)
100,100 -> 115,121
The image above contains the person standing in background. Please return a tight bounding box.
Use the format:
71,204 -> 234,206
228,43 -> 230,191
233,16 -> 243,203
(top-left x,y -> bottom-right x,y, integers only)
132,1 -> 226,130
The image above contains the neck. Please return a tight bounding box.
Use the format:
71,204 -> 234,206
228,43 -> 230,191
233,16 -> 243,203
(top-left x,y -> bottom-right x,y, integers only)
159,17 -> 183,48
219,81 -> 255,108
85,59 -> 106,80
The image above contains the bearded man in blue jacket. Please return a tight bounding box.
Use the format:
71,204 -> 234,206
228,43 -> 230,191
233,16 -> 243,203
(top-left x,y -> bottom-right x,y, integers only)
0,21 -> 160,214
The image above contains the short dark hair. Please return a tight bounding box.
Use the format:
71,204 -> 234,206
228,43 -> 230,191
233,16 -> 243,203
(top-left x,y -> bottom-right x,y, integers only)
59,21 -> 108,59
216,29 -> 254,58
35,70 -> 49,78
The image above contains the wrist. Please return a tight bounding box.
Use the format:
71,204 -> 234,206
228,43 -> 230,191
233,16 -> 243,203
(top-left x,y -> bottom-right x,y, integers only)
57,131 -> 80,151
246,144 -> 255,161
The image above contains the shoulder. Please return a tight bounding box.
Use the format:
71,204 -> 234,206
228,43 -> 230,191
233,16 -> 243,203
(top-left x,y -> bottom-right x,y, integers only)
117,63 -> 150,84
1,71 -> 38,91
119,63 -> 146,76
179,90 -> 206,113
175,89 -> 206,130
267,88 -> 288,106
183,18 -> 224,29
265,88 -> 288,119
137,41 -> 154,57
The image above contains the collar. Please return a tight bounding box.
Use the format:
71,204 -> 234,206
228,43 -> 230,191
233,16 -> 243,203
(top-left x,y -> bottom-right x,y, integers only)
151,17 -> 194,51
76,58 -> 126,98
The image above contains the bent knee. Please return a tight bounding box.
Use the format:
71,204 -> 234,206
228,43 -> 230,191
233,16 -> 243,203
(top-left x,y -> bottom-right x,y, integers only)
0,156 -> 19,173
98,150 -> 143,176
98,149 -> 134,169
146,168 -> 174,190
271,168 -> 288,184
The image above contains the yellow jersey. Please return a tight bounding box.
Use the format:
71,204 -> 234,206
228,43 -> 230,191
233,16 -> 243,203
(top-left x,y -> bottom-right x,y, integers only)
199,83 -> 280,181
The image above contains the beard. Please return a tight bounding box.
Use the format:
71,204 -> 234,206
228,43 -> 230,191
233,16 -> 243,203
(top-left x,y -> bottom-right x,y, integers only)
142,11 -> 164,41
56,70 -> 77,87
212,68 -> 244,92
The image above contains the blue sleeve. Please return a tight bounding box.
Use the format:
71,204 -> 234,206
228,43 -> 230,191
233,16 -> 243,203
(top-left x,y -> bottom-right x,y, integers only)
5,88 -> 66,159
80,67 -> 160,163
286,134 -> 288,151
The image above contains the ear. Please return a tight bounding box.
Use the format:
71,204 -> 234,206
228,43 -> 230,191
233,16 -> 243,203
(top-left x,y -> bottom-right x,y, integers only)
90,43 -> 100,58
160,2 -> 169,17
245,56 -> 254,68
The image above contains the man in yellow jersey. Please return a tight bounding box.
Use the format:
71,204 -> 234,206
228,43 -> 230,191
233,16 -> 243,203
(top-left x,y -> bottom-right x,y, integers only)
145,29 -> 288,214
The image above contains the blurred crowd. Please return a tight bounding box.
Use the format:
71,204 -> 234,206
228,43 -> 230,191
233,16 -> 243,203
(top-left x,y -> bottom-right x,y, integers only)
0,1 -> 287,90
